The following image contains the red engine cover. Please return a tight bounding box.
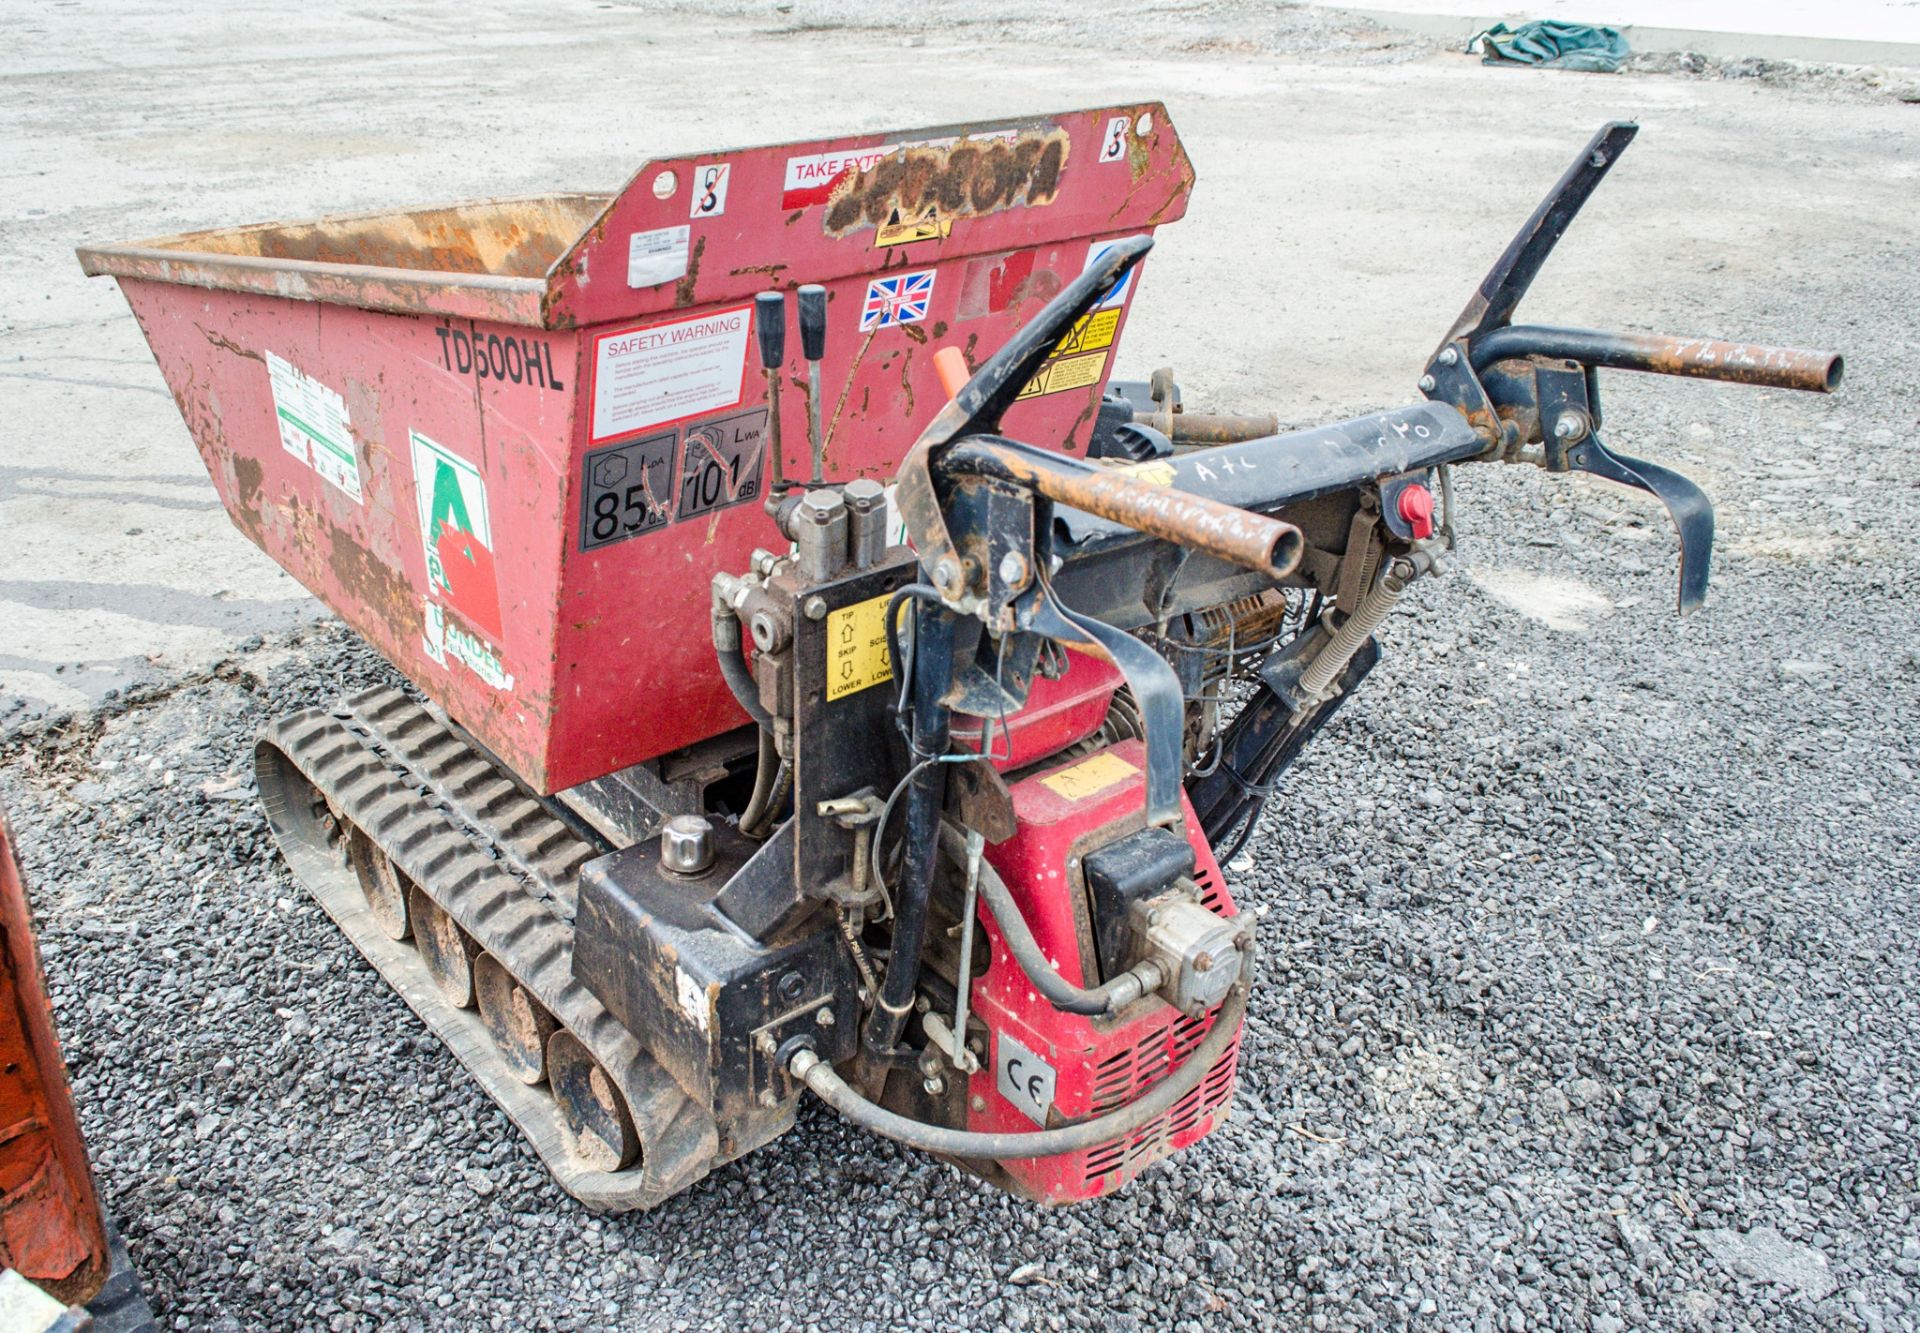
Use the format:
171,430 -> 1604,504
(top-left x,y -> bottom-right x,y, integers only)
950,649 -> 1121,773
966,739 -> 1241,1202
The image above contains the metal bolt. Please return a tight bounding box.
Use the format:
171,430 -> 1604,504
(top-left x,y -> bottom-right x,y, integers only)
843,478 -> 885,514
758,1088 -> 779,1108
997,550 -> 1029,588
659,814 -> 714,875
815,1007 -> 835,1028
1553,411 -> 1588,442
1417,374 -> 1437,393
749,609 -> 782,652
1193,952 -> 1215,974
922,1074 -> 946,1096
931,558 -> 959,592
756,1032 -> 778,1056
800,488 -> 844,524
777,970 -> 806,1005
1437,347 -> 1459,367
803,595 -> 827,621
970,1095 -> 987,1112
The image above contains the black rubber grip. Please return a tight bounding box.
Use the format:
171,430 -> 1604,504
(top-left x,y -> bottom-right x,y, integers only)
797,285 -> 828,362
754,292 -> 785,369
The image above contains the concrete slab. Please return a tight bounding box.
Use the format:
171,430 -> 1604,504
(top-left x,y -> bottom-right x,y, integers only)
2,0 -> 1914,729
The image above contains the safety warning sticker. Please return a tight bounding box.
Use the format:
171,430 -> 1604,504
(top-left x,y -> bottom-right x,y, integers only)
266,352 -> 361,503
627,224 -> 690,288
689,163 -> 730,219
677,409 -> 767,521
1016,350 -> 1107,400
412,430 -> 511,690
1039,751 -> 1136,801
580,429 -> 677,553
1051,308 -> 1120,357
782,146 -> 899,210
875,202 -> 952,248
590,307 -> 751,443
826,592 -> 897,702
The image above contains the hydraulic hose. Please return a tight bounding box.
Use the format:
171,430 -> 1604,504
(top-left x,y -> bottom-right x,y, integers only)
737,728 -> 780,838
940,824 -> 1162,1017
790,945 -> 1252,1159
712,597 -> 773,729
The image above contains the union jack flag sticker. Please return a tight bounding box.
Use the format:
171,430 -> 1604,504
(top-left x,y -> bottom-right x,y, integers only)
859,270 -> 936,332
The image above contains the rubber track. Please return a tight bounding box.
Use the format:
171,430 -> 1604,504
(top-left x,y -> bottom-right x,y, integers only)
255,686 -> 720,1212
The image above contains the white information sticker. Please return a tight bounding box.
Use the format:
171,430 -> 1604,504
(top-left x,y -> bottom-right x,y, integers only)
591,307 -> 751,442
265,351 -> 362,503
627,224 -> 691,288
996,1030 -> 1058,1128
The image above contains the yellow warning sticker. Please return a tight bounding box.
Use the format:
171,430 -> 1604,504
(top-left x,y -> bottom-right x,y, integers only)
876,203 -> 953,248
1051,308 -> 1121,357
1115,460 -> 1176,486
1039,751 -> 1138,801
1016,350 -> 1108,400
826,592 -> 897,701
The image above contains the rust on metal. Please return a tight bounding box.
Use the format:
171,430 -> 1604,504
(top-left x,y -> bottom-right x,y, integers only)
1142,411 -> 1282,446
1472,325 -> 1843,394
821,130 -> 1068,238
0,808 -> 111,1306
77,194 -> 606,327
941,438 -> 1304,580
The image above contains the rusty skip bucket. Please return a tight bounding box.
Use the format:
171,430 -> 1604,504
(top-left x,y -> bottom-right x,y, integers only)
78,106 -> 1194,792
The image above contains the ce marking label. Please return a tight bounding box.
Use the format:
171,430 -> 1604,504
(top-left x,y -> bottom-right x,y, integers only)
996,1031 -> 1057,1128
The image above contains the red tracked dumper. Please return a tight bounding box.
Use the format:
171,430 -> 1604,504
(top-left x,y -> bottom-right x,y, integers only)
78,108 -> 1841,1209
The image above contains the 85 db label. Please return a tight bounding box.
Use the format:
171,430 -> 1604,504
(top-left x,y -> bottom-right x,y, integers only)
580,429 -> 677,552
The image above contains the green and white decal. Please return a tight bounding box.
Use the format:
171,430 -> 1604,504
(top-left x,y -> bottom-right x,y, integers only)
266,351 -> 362,503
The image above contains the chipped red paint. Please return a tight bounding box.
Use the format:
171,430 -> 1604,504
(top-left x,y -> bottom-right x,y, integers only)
84,106 -> 1196,794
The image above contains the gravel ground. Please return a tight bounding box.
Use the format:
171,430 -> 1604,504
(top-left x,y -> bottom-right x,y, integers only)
5,4 -> 1918,1331
7,276 -> 1916,1331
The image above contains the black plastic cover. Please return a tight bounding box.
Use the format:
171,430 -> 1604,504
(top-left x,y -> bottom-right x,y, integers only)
1083,826 -> 1195,981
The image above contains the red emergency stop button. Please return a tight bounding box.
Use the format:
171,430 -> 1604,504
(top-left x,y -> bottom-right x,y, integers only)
1397,484 -> 1435,540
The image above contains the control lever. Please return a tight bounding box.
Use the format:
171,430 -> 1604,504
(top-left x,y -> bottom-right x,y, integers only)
797,284 -> 828,485
754,291 -> 787,513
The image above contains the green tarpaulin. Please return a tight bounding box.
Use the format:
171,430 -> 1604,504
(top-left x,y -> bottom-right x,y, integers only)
1471,20 -> 1632,73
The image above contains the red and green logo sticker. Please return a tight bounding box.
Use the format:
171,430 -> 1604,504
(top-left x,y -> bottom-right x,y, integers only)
410,431 -> 511,689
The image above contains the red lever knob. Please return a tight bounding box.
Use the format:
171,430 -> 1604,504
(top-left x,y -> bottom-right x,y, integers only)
1397,484 -> 1435,540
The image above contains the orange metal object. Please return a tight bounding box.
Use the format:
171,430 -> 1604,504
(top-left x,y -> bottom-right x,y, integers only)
0,808 -> 110,1305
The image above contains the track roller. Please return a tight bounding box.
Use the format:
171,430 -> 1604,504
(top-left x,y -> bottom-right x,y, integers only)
345,827 -> 411,941
256,690 -> 724,1211
409,883 -> 481,1008
548,1030 -> 639,1172
474,952 -> 557,1085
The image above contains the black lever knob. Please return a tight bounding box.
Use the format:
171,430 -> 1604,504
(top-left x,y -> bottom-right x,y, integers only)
754,291 -> 786,370
797,285 -> 828,363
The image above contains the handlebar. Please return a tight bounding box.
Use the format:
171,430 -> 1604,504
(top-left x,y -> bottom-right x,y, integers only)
1471,325 -> 1843,395
935,435 -> 1304,580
